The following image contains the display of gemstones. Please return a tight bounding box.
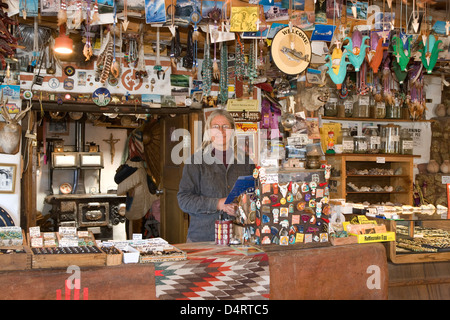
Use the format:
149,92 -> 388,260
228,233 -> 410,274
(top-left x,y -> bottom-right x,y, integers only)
31,246 -> 102,254
100,246 -> 121,255
395,225 -> 450,253
346,182 -> 403,192
0,248 -> 26,254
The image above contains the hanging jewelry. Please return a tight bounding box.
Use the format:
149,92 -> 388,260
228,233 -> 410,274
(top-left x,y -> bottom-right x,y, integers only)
202,29 -> 212,97
218,42 -> 228,105
110,1 -> 120,78
248,40 -> 257,94
92,0 -> 99,24
235,34 -> 244,98
83,0 -> 93,61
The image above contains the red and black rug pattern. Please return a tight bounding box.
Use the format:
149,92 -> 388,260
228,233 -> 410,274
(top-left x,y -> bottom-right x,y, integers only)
154,243 -> 270,300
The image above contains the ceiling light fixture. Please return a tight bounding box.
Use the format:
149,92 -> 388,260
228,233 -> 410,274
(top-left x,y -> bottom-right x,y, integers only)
54,25 -> 73,54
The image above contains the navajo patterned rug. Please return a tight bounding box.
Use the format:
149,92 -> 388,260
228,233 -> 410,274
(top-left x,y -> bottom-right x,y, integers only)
154,242 -> 270,300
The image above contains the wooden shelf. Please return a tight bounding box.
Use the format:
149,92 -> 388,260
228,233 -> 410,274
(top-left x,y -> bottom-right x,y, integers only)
322,117 -> 432,122
326,154 -> 416,205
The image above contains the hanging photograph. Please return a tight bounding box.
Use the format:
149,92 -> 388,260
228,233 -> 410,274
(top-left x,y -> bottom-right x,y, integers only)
40,0 -> 60,16
314,0 -> 327,24
0,164 -> 16,194
346,1 -> 368,20
145,0 -> 166,23
326,0 -> 343,20
262,3 -> 289,22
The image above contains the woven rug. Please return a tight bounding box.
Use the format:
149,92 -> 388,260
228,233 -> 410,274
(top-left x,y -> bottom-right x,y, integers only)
154,242 -> 270,300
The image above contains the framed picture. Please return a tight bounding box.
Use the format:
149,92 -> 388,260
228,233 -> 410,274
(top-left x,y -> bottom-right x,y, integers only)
47,118 -> 70,136
0,164 -> 17,194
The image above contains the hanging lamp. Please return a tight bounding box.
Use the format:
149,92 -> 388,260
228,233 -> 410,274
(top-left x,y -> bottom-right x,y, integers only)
54,24 -> 73,54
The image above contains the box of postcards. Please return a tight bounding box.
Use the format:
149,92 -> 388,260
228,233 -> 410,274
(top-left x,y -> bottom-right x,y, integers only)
131,238 -> 187,263
244,167 -> 331,249
28,227 -> 106,269
0,227 -> 32,271
381,218 -> 450,264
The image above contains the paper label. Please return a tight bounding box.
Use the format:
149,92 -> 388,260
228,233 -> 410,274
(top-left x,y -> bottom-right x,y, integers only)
29,226 -> 41,238
376,157 -> 385,164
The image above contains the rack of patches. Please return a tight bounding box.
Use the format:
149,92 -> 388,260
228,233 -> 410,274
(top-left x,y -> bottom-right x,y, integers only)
235,167 -> 332,249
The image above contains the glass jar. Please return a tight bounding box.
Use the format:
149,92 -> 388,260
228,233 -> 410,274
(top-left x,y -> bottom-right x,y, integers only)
380,124 -> 400,154
364,126 -> 381,154
400,128 -> 414,155
354,136 -> 368,153
324,91 -> 338,117
375,102 -> 386,119
344,94 -> 354,117
341,128 -> 354,153
353,95 -> 370,118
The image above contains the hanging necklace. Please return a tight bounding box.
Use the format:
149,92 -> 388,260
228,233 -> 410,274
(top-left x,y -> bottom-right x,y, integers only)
218,43 -> 228,106
235,34 -> 244,98
202,28 -> 212,97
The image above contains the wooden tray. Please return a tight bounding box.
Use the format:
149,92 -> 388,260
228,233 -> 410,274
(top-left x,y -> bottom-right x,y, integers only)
28,233 -> 106,269
0,231 -> 32,271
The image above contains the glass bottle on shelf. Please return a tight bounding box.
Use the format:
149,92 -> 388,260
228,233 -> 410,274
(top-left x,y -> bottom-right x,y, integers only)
400,128 -> 414,155
324,90 -> 338,117
380,124 -> 400,154
353,95 -> 370,118
375,101 -> 386,119
364,126 -> 381,154
392,95 -> 401,119
344,92 -> 354,117
341,128 -> 354,153
354,136 -> 368,153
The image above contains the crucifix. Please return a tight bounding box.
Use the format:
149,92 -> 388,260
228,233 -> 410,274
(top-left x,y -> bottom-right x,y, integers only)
103,133 -> 120,164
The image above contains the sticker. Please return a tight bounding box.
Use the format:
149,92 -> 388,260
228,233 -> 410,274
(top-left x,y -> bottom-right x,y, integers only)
64,65 -> 75,76
262,225 -> 271,233
309,199 -> 316,208
48,77 -> 60,89
292,214 -> 300,224
296,233 -> 305,243
288,203 -> 294,213
63,78 -> 74,90
92,87 -> 111,106
305,193 -> 311,202
262,196 -> 271,204
301,183 -> 310,192
262,214 -> 270,224
280,198 -> 286,205
304,234 -> 312,243
289,234 -> 296,244
286,192 -> 294,202
280,207 -> 288,217
280,236 -> 289,245
297,202 -> 306,211
262,183 -> 271,194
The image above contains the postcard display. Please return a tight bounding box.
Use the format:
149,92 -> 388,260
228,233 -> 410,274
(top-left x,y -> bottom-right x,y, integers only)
245,168 -> 330,247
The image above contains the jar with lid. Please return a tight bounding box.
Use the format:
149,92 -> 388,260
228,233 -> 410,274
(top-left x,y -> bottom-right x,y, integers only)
354,136 -> 368,153
364,126 -> 381,154
341,128 -> 354,153
375,101 -> 386,119
324,90 -> 338,117
380,124 -> 400,153
400,128 -> 414,155
353,95 -> 370,118
344,95 -> 356,118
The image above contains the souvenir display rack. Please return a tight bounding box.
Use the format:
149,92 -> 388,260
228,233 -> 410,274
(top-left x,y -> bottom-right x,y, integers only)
249,167 -> 331,248
326,154 -> 418,205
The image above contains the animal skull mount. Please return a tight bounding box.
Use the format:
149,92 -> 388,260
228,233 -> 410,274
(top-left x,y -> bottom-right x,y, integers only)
0,99 -> 32,154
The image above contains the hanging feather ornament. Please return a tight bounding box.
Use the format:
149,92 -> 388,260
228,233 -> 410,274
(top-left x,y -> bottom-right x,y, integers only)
92,0 -> 100,24
57,0 -> 68,26
96,31 -> 114,83
212,29 -> 220,80
122,0 -> 129,31
72,0 -> 83,29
